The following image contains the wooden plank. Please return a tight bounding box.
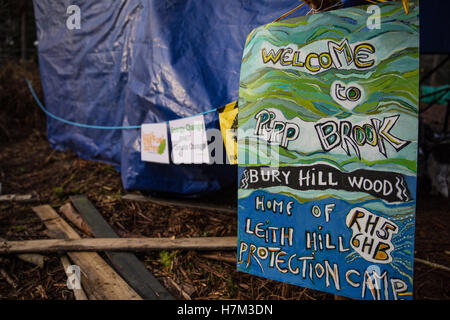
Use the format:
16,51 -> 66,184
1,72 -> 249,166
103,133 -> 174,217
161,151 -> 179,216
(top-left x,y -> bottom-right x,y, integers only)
60,255 -> 88,300
122,193 -> 236,215
31,205 -> 142,300
0,237 -> 238,254
70,195 -> 173,300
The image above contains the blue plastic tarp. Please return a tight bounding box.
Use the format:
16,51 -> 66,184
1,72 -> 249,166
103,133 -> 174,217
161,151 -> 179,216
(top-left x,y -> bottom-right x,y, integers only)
32,0 -> 450,196
33,0 -> 313,196
33,0 -> 144,166
120,0 -> 312,195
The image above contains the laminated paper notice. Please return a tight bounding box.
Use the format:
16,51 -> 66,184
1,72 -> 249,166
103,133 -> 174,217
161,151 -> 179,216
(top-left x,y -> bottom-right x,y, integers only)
169,115 -> 210,164
141,123 -> 169,164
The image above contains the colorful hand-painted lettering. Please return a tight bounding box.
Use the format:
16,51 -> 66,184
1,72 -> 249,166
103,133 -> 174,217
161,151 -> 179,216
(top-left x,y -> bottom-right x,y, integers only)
237,1 -> 419,300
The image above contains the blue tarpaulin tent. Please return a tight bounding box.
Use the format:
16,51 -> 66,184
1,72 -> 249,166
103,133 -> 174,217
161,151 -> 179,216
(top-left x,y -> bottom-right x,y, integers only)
32,0 -> 450,196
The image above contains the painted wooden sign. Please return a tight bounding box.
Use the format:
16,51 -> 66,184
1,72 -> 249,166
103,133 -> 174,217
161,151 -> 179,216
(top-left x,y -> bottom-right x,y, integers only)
237,1 -> 419,300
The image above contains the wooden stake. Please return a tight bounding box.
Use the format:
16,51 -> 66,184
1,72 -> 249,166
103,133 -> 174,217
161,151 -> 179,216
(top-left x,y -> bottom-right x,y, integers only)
59,203 -> 93,236
0,237 -> 238,254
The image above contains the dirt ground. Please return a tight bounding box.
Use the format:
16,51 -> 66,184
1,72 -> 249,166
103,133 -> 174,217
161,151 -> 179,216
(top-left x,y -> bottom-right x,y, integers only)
0,123 -> 449,301
0,63 -> 449,300
0,131 -> 333,300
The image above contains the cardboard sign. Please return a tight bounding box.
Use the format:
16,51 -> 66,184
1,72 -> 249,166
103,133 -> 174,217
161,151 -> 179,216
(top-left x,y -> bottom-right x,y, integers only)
237,1 -> 419,300
169,115 -> 210,164
218,101 -> 238,164
141,123 -> 169,164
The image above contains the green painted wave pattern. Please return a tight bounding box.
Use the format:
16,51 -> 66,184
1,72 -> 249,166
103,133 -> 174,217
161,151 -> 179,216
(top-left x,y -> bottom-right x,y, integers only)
238,2 -> 419,176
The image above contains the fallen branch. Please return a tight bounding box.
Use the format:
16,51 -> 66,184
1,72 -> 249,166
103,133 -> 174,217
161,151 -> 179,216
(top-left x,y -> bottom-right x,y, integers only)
0,237 -> 237,254
122,193 -> 236,215
414,257 -> 450,273
0,268 -> 17,289
200,253 -> 236,264
0,194 -> 34,203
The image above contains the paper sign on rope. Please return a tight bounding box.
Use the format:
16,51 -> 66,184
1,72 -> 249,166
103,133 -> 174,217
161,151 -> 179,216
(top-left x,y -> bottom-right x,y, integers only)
141,123 -> 169,164
169,115 -> 210,164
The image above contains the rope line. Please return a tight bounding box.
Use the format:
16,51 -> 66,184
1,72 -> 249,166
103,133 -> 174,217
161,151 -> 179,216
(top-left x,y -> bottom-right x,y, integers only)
26,79 -> 218,130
